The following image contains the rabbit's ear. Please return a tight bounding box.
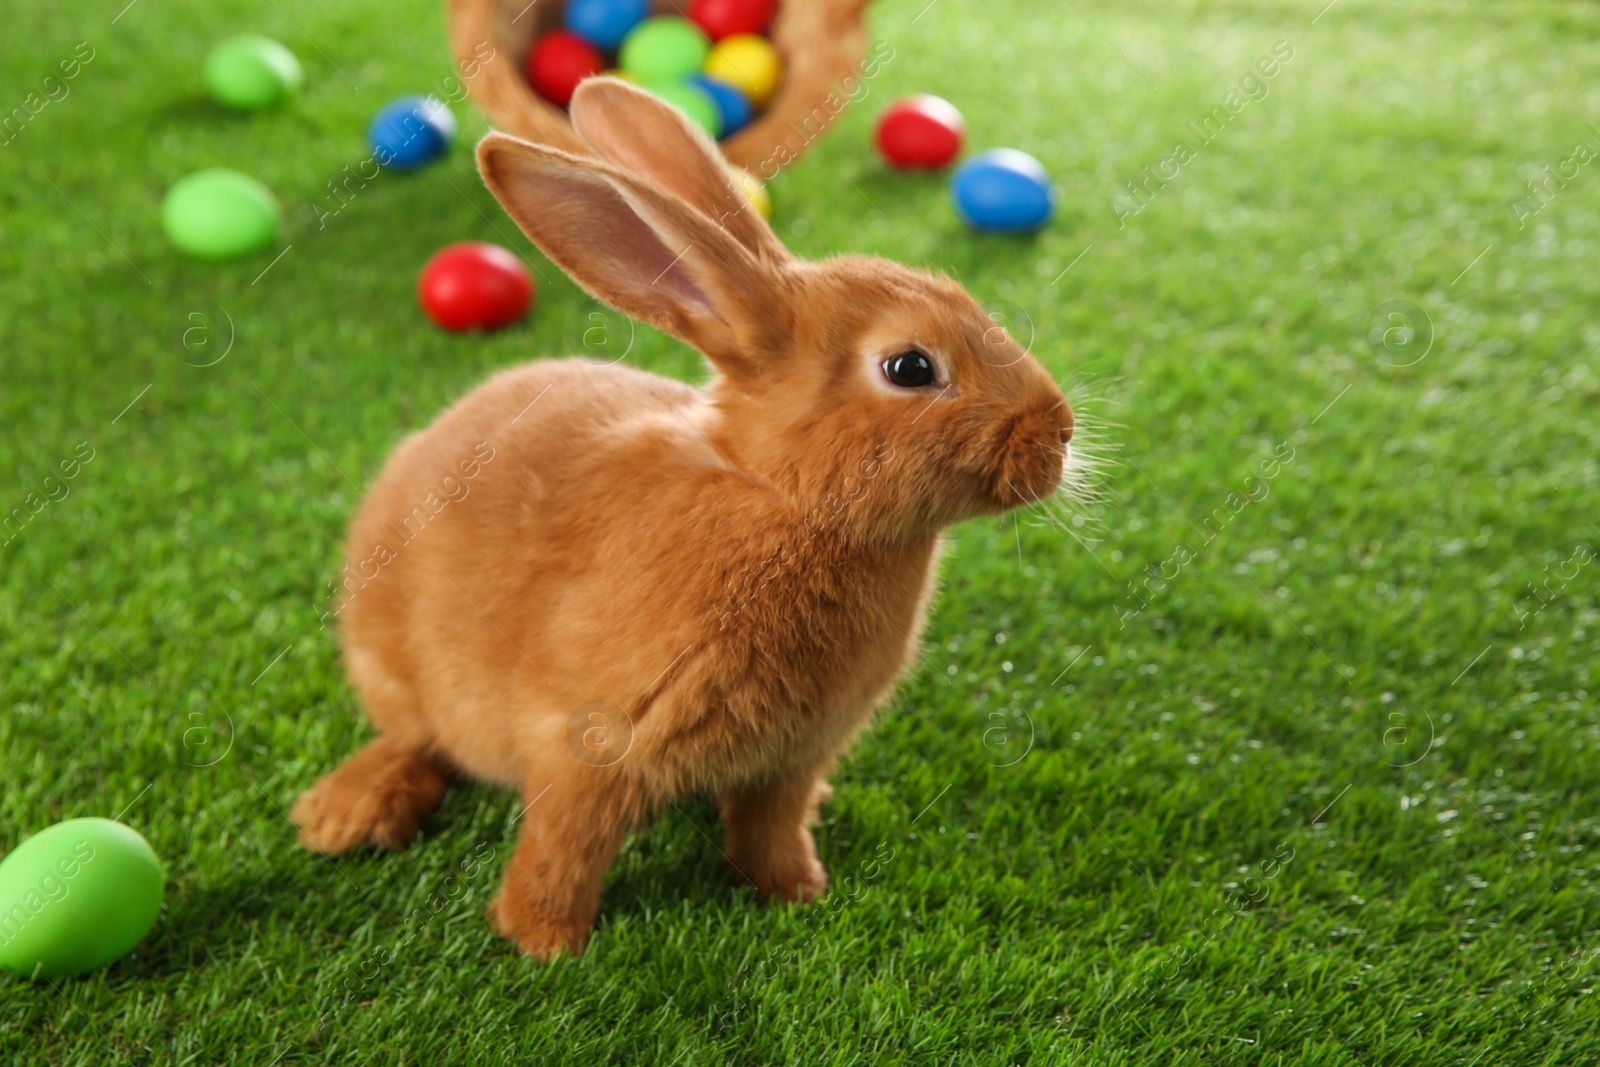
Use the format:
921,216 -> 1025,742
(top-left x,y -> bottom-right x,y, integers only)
477,132 -> 783,376
568,78 -> 790,264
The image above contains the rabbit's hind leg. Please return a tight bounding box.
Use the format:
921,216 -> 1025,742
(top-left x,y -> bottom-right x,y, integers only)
291,736 -> 452,853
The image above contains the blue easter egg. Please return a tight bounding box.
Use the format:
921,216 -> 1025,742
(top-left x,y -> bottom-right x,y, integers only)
368,95 -> 456,171
949,149 -> 1056,233
687,75 -> 754,138
565,0 -> 650,50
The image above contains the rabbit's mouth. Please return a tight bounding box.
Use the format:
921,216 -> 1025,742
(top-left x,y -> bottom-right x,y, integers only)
990,407 -> 1072,508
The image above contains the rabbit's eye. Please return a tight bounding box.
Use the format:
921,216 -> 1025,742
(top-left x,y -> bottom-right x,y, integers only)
882,350 -> 935,389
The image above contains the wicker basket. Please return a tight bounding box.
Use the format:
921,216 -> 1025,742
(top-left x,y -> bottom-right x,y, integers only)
448,0 -> 874,172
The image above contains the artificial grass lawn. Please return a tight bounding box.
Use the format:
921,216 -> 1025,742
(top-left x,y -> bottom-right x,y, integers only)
3,0 -> 1598,1062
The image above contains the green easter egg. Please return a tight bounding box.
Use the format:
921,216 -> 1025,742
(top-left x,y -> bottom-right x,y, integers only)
620,17 -> 710,81
643,81 -> 721,139
162,169 -> 281,259
204,35 -> 302,111
0,818 -> 164,979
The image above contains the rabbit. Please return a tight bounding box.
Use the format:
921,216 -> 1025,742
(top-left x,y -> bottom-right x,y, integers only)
289,77 -> 1074,961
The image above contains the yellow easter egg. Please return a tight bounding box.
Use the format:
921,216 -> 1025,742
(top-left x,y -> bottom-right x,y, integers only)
730,166 -> 770,219
703,34 -> 781,107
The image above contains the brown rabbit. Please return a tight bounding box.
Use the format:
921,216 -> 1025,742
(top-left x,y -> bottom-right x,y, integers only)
290,78 -> 1074,960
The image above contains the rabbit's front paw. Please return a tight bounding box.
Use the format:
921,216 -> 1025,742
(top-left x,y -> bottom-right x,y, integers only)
769,856 -> 829,904
488,886 -> 592,960
733,851 -> 829,904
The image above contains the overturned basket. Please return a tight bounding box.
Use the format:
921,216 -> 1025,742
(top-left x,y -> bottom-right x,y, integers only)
448,0 -> 875,173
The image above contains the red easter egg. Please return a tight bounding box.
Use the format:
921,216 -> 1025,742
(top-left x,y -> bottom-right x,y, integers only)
418,242 -> 534,331
876,95 -> 966,170
688,0 -> 776,41
525,30 -> 605,107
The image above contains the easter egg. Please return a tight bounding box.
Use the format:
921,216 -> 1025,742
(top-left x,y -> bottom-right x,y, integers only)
0,818 -> 164,979
730,165 -> 770,219
703,34 -> 780,106
643,80 -> 721,139
203,35 -> 302,111
620,17 -> 711,81
368,95 -> 456,171
419,242 -> 535,331
526,30 -> 606,108
161,169 -> 281,259
688,0 -> 776,41
688,74 -> 753,138
564,0 -> 649,50
877,95 -> 965,169
950,149 -> 1056,233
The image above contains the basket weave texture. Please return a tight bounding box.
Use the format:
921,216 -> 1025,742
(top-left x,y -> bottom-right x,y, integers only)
448,0 -> 875,172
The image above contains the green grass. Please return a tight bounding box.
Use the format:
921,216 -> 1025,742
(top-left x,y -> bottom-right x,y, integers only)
3,0 -> 1599,1062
